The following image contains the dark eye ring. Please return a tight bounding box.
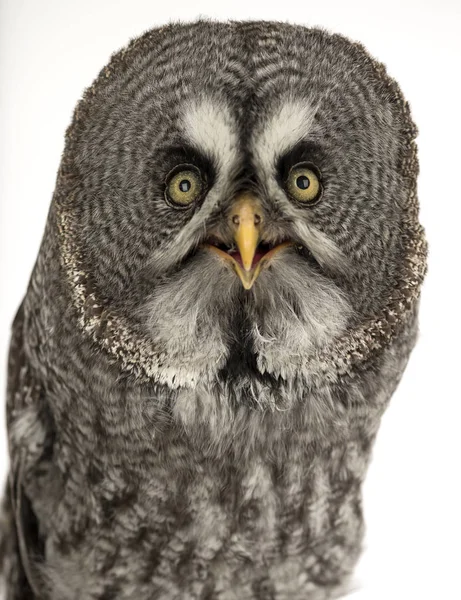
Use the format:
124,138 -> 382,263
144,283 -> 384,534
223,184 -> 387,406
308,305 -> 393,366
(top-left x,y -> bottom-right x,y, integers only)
164,164 -> 206,209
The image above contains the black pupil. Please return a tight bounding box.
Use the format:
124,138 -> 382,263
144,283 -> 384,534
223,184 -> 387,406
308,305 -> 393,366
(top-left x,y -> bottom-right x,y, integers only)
296,175 -> 310,190
179,179 -> 191,193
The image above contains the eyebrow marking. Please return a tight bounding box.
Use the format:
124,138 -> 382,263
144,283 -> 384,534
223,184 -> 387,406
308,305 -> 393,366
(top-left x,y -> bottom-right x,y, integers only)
252,99 -> 317,172
181,98 -> 239,172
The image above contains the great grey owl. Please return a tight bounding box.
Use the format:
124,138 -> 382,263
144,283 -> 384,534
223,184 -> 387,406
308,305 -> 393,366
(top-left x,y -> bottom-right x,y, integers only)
1,19 -> 427,600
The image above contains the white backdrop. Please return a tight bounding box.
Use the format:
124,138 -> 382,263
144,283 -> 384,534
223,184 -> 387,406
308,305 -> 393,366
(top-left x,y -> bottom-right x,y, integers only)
1,1 -> 460,598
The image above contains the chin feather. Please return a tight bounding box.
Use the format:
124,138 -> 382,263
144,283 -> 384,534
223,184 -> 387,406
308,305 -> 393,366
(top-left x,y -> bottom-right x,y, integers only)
141,241 -> 353,387
249,251 -> 354,379
141,251 -> 241,377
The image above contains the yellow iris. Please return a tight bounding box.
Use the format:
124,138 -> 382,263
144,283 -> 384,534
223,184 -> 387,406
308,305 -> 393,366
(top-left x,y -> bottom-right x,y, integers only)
286,163 -> 322,204
166,168 -> 203,206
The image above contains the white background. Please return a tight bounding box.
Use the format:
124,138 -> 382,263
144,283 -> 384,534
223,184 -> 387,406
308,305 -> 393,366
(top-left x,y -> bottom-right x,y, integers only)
0,1 -> 460,598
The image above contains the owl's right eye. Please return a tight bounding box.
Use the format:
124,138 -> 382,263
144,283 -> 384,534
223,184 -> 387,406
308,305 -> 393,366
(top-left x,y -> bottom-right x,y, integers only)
164,164 -> 205,208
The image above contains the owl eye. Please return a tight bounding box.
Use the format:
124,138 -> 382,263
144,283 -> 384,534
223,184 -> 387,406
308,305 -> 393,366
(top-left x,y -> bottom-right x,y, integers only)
165,164 -> 204,208
285,162 -> 322,205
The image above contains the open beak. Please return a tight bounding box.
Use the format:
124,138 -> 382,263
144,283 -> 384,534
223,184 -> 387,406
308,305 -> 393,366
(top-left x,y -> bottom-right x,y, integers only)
203,193 -> 292,289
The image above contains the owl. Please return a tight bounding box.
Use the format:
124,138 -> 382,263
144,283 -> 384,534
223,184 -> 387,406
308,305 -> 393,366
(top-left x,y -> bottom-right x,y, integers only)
1,19 -> 427,600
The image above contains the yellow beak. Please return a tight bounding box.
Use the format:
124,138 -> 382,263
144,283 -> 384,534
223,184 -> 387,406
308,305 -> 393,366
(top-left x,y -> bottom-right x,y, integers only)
230,194 -> 261,272
203,193 -> 292,289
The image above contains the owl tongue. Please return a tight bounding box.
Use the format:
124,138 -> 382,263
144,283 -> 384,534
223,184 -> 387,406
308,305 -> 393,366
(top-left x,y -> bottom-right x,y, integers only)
228,247 -> 267,269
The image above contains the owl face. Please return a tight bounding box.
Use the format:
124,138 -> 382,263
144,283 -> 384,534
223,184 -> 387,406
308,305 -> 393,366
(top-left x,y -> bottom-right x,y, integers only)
68,22 -> 413,384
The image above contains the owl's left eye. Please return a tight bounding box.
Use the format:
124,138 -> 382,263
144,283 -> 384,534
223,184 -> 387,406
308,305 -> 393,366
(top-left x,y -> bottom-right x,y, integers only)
285,162 -> 322,205
164,164 -> 205,208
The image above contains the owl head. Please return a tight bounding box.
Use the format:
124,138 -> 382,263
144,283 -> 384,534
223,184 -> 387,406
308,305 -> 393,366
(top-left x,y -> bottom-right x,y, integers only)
55,20 -> 426,392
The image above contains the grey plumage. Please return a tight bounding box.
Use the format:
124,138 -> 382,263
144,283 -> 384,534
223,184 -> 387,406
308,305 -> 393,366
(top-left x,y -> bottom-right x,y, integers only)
1,19 -> 427,599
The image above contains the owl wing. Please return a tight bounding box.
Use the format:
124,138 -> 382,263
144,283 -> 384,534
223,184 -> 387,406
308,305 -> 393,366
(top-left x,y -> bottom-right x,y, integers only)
1,302 -> 50,599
